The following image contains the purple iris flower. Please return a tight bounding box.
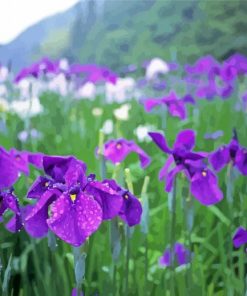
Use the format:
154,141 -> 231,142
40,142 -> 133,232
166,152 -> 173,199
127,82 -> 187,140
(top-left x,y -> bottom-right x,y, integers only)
0,188 -> 22,232
69,64 -> 117,84
24,155 -> 142,246
143,91 -> 195,120
232,227 -> 247,249
102,138 -> 151,168
14,57 -> 60,83
209,131 -> 247,175
159,242 -> 191,267
25,155 -> 102,246
149,130 -> 223,206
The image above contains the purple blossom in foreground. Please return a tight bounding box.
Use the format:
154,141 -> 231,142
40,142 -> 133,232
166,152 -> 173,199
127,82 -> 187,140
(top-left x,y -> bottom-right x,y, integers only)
149,130 -> 223,205
102,138 -> 151,168
232,227 -> 247,249
143,91 -> 195,120
24,155 -> 142,246
0,188 -> 22,232
159,243 -> 191,267
209,131 -> 247,175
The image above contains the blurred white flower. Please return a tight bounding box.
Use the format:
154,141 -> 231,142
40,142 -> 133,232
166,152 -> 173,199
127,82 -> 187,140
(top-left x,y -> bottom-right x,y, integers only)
113,103 -> 131,121
105,77 -> 136,103
134,124 -> 155,142
48,73 -> 68,96
0,67 -> 9,82
101,119 -> 113,135
0,85 -> 7,97
18,128 -> 43,143
10,97 -> 43,119
0,97 -> 9,112
59,58 -> 69,71
76,82 -> 96,100
92,107 -> 103,117
146,58 -> 169,80
17,78 -> 44,98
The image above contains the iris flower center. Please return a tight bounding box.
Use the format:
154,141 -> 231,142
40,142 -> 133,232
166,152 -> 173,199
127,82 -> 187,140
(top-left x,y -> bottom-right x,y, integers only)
70,194 -> 77,202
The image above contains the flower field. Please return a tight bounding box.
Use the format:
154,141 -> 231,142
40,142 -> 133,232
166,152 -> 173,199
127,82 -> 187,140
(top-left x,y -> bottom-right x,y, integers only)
0,55 -> 247,295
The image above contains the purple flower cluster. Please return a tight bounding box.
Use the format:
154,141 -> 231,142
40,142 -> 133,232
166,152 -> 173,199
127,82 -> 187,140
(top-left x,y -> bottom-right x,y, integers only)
14,57 -> 117,85
185,54 -> 247,100
0,149 -> 142,247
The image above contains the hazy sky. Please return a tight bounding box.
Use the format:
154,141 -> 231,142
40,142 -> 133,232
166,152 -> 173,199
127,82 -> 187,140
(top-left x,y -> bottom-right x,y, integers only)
0,0 -> 79,44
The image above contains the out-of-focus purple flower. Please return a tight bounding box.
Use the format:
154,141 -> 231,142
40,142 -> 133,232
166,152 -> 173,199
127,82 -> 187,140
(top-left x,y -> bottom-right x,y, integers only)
204,130 -> 224,140
159,242 -> 191,267
69,64 -> 117,84
149,130 -> 223,206
209,131 -> 247,175
0,148 -> 19,189
233,227 -> 247,249
14,57 -> 60,83
0,188 -> 22,232
71,288 -> 83,296
185,55 -> 219,75
143,91 -> 195,120
223,53 -> 247,77
102,138 -> 151,168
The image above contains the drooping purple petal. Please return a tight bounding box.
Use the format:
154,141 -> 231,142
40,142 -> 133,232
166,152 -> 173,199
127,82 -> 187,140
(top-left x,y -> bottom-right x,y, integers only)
0,148 -> 19,189
24,189 -> 59,238
159,155 -> 174,180
209,146 -> 230,172
233,227 -> 247,248
235,148 -> 247,175
47,192 -> 102,246
165,165 -> 184,192
190,169 -> 223,206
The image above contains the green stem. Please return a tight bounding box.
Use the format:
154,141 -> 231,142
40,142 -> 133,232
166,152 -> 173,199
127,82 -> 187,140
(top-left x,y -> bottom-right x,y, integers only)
124,168 -> 134,296
169,177 -> 177,296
